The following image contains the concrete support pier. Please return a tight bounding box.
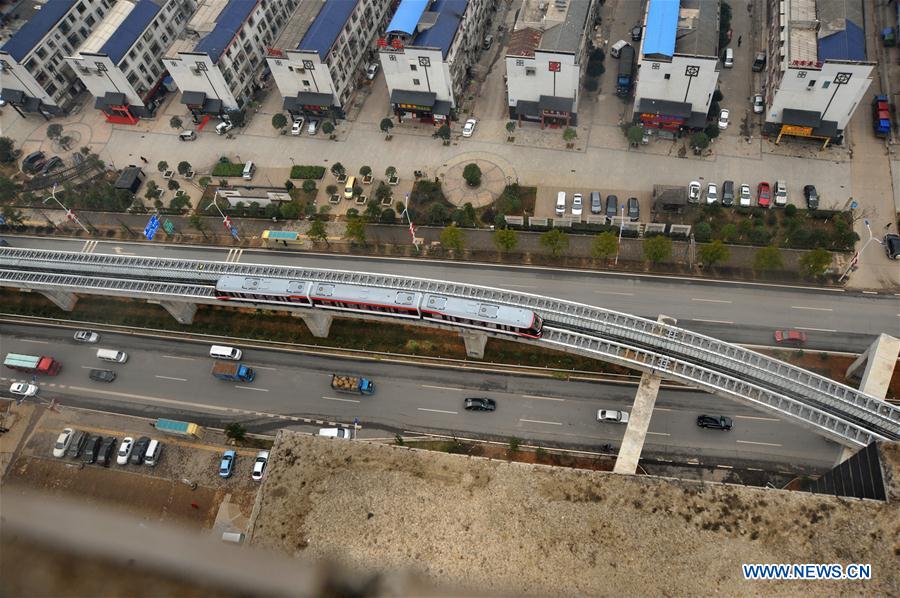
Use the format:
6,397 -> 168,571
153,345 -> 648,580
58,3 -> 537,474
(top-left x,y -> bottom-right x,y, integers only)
296,311 -> 333,338
844,334 -> 899,399
460,330 -> 487,359
148,300 -> 197,325
38,289 -> 77,312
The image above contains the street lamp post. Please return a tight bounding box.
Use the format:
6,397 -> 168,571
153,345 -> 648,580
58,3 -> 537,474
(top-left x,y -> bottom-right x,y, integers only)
614,203 -> 625,265
43,183 -> 89,233
839,218 -> 879,282
206,190 -> 240,241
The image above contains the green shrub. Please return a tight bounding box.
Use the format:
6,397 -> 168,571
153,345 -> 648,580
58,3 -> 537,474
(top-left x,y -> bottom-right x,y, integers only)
784,204 -> 798,218
211,162 -> 246,177
290,165 -> 326,179
694,222 -> 712,242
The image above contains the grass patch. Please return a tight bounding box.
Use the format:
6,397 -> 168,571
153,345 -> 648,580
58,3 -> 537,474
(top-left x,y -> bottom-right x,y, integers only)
290,165 -> 326,180
211,161 -> 246,177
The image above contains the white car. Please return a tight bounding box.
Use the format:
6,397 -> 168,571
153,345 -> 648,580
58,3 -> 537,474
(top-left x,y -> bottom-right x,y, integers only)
717,108 -> 729,130
318,427 -> 351,439
571,193 -> 583,217
462,118 -> 477,138
252,450 -> 269,481
10,382 -> 38,397
597,409 -> 629,424
52,428 -> 74,458
688,181 -> 701,203
73,330 -> 99,343
706,182 -> 718,204
738,183 -> 752,207
116,437 -> 134,465
752,94 -> 764,114
215,121 -> 233,135
291,118 -> 303,136
366,63 -> 379,80
774,180 -> 788,207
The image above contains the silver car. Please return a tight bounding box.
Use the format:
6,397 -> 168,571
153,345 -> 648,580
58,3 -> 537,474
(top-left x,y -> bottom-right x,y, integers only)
597,410 -> 629,424
74,330 -> 100,343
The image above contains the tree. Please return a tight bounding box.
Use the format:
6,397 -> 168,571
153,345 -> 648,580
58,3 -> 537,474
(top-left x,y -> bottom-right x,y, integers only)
586,61 -> 604,77
167,179 -> 180,191
691,132 -> 710,150
435,123 -> 451,140
440,224 -> 464,253
344,217 -> 367,245
331,162 -> 345,178
177,161 -> 192,176
0,175 -> 18,199
198,176 -> 212,189
58,135 -> 72,150
704,124 -> 720,140
591,231 -> 618,261
712,89 -> 724,102
0,137 -> 16,163
284,180 -> 294,191
1,205 -> 25,225
799,247 -> 832,277
359,165 -> 372,178
322,121 -> 335,135
720,223 -> 738,243
380,118 -> 394,134
505,121 -> 516,135
699,240 -> 730,267
493,228 -> 518,253
144,180 -> 161,201
169,116 -> 183,130
694,222 -> 712,242
364,199 -> 382,222
188,212 -> 207,238
753,245 -> 783,271
379,208 -> 396,224
308,219 -> 328,245
540,229 -> 569,257
46,123 -> 63,141
271,113 -> 287,130
157,160 -> 169,173
643,235 -> 672,263
280,201 -> 302,219
626,125 -> 644,146
385,166 -> 397,178
302,179 -> 316,194
224,422 -> 246,441
562,127 -> 577,143
462,163 -> 482,187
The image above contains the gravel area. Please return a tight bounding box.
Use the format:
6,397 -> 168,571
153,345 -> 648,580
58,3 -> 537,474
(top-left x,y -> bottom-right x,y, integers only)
249,431 -> 899,596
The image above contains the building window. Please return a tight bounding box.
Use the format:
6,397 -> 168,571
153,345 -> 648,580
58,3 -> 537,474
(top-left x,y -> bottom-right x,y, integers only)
664,73 -> 670,79
302,80 -> 310,86
409,63 -> 417,71
525,67 -> 535,76
35,47 -> 47,59
797,71 -> 806,79
516,59 -> 524,66
412,78 -> 420,85
807,80 -> 816,87
389,54 -> 396,61
651,63 -> 660,69
822,81 -> 830,89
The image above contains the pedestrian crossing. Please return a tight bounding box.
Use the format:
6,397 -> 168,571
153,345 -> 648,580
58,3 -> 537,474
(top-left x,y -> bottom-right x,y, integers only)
81,240 -> 99,253
224,248 -> 243,263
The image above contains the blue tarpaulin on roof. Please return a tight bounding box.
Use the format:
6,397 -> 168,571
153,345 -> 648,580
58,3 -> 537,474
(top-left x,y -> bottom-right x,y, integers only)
412,0 -> 466,58
195,0 -> 257,63
100,0 -> 162,64
298,0 -> 358,57
818,20 -> 866,61
387,0 -> 430,35
1,0 -> 77,61
642,0 -> 679,57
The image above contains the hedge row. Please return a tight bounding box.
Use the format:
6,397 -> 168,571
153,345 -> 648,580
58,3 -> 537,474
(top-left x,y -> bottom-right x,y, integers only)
290,165 -> 326,179
211,162 -> 246,177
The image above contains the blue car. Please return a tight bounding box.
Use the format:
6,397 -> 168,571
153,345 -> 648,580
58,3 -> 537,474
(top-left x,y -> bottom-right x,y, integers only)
219,450 -> 235,478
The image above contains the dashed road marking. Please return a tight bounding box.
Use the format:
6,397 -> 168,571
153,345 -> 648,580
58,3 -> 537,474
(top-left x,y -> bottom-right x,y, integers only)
691,298 -> 732,304
162,355 -> 194,361
235,386 -> 268,392
322,396 -> 360,403
647,431 -> 670,436
735,415 -> 780,422
417,407 -> 458,415
791,306 -> 833,312
796,327 -> 836,332
736,440 -> 783,447
692,318 -> 733,324
155,375 -> 187,382
421,385 -> 464,391
519,418 -> 562,426
522,394 -> 565,401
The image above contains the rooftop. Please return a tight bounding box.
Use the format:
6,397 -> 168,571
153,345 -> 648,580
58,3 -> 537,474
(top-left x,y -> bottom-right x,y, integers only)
787,0 -> 819,64
1,0 -> 77,62
193,0 -> 257,63
674,0 -> 719,57
643,0 -> 679,58
297,0 -> 358,59
506,27 -> 542,57
386,0 -> 430,35
407,0 -> 466,58
271,0 -> 325,52
513,0 -> 592,54
78,0 -> 164,65
816,0 -> 865,61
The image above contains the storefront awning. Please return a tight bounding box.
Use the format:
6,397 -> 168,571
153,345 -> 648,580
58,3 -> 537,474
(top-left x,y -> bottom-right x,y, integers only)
94,91 -> 127,110
782,108 -> 821,128
390,89 -> 437,108
636,98 -> 691,118
296,91 -> 335,107
684,111 -> 707,129
538,95 -> 573,114
515,100 -> 540,118
201,98 -> 222,114
433,100 -> 451,116
180,90 -> 206,105
0,88 -> 25,104
812,120 -> 839,139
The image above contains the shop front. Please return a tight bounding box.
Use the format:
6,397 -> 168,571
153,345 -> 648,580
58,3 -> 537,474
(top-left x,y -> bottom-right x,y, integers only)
94,92 -> 139,125
636,98 -> 691,132
180,90 -> 223,124
773,109 -> 839,149
283,92 -> 339,121
390,89 -> 450,124
538,95 -> 575,128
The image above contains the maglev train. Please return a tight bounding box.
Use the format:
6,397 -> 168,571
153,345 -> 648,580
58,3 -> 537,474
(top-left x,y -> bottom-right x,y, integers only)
214,275 -> 543,339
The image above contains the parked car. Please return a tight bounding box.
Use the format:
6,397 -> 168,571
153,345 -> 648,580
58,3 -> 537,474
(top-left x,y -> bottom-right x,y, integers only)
65,430 -> 89,459
706,182 -> 718,204
74,330 -> 99,343
41,156 -> 64,174
721,180 -> 734,207
739,183 -> 752,207
215,121 -> 233,135
462,118 -> 477,138
605,194 -> 618,221
219,450 -> 236,478
89,369 -> 117,383
774,329 -> 808,346
22,150 -> 45,172
52,428 -> 74,458
130,436 -> 151,465
883,234 -> 900,260
590,191 -> 602,214
83,435 -> 103,464
752,94 -> 765,114
252,450 -> 269,481
697,415 -> 733,430
366,63 -> 379,80
10,382 -> 38,397
717,108 -> 729,130
97,437 -> 117,467
774,180 -> 787,207
597,409 -> 629,424
688,181 -> 701,203
751,52 -> 766,72
464,397 -> 496,411
572,193 -> 583,217
627,197 -> 640,221
318,428 -> 352,439
116,437 -> 134,465
757,182 -> 771,208
291,117 -> 304,135
631,24 -> 642,41
803,185 -> 819,210
307,119 -> 319,135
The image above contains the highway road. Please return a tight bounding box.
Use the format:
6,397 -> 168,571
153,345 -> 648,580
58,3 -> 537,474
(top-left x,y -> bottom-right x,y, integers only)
0,323 -> 841,472
4,236 -> 897,352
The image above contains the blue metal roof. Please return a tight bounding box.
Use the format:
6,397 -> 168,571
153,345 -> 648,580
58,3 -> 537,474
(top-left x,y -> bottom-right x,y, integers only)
195,0 -> 258,63
817,20 -> 866,61
0,0 -> 77,61
298,0 -> 358,57
411,0 -> 466,58
99,0 -> 162,65
642,0 -> 679,58
386,0 -> 430,35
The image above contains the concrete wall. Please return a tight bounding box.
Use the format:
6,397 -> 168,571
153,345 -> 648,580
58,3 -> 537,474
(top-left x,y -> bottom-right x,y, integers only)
506,50 -> 579,109
165,52 -> 239,110
766,62 -> 874,131
634,54 -> 720,115
382,47 -> 454,104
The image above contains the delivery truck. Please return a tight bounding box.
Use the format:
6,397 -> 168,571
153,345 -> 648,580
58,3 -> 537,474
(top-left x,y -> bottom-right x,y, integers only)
330,374 -> 375,395
211,361 -> 255,382
3,353 -> 62,375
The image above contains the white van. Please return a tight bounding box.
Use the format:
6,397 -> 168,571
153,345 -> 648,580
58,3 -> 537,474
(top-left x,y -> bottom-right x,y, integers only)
344,176 -> 356,199
318,427 -> 351,439
144,439 -> 162,467
221,532 -> 245,544
610,40 -> 629,59
723,48 -> 734,68
555,192 -> 567,216
210,345 -> 242,360
179,130 -> 196,141
96,349 -> 128,363
242,161 -> 255,180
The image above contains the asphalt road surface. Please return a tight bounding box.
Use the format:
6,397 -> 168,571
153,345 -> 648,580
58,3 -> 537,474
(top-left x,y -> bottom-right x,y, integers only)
0,324 -> 841,472
4,236 -> 897,352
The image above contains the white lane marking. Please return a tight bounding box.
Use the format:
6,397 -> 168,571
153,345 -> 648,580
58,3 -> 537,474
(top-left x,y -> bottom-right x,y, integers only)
861,291 -> 878,295
654,407 -> 672,412
736,440 -> 783,447
796,327 -> 837,332
155,375 -> 187,382
791,306 -> 833,312
735,415 -> 780,422
162,355 -> 194,361
594,291 -> 634,296
66,386 -> 229,411
746,467 -> 764,472
250,366 -> 277,371
692,318 -> 734,324
519,418 -> 562,426
717,464 -> 733,469
646,431 -> 670,436
691,298 -> 732,304
417,408 -> 458,415
322,396 -> 360,403
421,385 -> 464,391
19,339 -> 49,344
235,386 -> 269,392
113,246 -> 135,255
503,284 -> 534,289
80,366 -> 94,370
522,394 -> 565,401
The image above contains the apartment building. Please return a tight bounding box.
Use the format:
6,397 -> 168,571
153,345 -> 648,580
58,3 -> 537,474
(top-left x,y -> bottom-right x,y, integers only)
0,0 -> 111,117
505,0 -> 598,128
163,0 -> 297,122
633,0 -> 721,134
65,0 -> 194,124
761,0 -> 873,146
267,0 -> 391,122
380,0 -> 490,124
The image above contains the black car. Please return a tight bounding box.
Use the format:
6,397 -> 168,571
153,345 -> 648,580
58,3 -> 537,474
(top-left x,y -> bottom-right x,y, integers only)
696,415 -> 733,431
721,180 -> 735,207
83,434 -> 103,464
464,397 -> 496,412
751,52 -> 766,72
631,25 -> 642,41
89,369 -> 117,383
41,156 -> 64,174
65,430 -> 89,459
22,150 -> 45,172
803,185 -> 819,210
130,436 -> 151,465
97,437 -> 117,467
605,194 -> 618,222
626,197 -> 640,221
885,234 -> 900,260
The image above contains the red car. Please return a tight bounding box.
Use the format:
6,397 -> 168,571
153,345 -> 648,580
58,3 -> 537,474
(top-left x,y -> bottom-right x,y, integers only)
757,182 -> 771,208
774,329 -> 808,346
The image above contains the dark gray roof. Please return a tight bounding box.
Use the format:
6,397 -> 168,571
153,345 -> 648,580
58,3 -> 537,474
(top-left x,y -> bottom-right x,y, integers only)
515,99 -> 540,117
538,0 -> 591,53
674,0 -> 720,57
297,92 -> 335,106
94,92 -> 127,110
782,108 -> 821,127
539,95 -> 574,113
817,0 -> 864,36
114,166 -> 145,191
637,98 -> 692,118
433,99 -> 452,116
390,89 -> 437,107
180,91 -> 207,105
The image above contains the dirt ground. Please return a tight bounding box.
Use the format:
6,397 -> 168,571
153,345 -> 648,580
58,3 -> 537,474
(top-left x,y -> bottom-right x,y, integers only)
249,431 -> 899,597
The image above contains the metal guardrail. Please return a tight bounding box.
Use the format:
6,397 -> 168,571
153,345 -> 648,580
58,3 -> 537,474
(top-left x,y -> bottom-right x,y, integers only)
0,248 -> 897,446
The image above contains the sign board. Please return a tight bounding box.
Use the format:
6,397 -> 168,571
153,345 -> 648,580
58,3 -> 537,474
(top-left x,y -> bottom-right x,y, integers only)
850,201 -> 858,210
0,215 -> 6,225
163,219 -> 175,234
780,124 -> 813,137
143,214 -> 159,240
548,61 -> 561,72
